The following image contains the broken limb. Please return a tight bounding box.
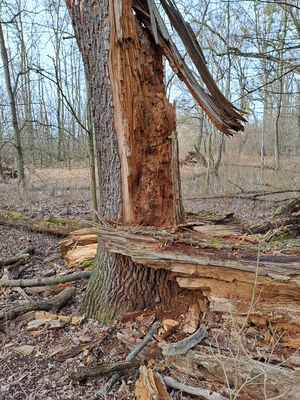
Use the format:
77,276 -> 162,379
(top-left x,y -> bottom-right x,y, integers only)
160,325 -> 207,356
70,360 -> 143,383
0,270 -> 91,287
162,375 -> 228,400
0,287 -> 76,320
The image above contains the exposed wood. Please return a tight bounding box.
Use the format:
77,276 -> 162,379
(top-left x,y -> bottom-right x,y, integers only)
160,325 -> 207,356
71,360 -> 142,383
89,223 -> 300,346
61,223 -> 300,346
133,0 -> 246,135
0,287 -> 76,321
165,345 -> 300,399
0,270 -> 91,287
0,212 -> 87,236
162,375 -> 227,400
135,366 -> 170,400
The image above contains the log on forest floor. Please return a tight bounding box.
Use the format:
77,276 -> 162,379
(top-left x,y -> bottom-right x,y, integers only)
92,223 -> 300,348
164,345 -> 300,400
59,221 -> 300,348
0,287 -> 76,321
0,270 -> 91,288
0,211 -> 87,236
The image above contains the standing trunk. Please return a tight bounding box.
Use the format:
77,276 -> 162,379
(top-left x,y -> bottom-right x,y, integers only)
0,22 -> 25,190
67,0 -> 183,320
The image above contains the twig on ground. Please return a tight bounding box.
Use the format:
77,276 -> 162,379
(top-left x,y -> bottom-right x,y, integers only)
89,321 -> 158,400
162,375 -> 228,400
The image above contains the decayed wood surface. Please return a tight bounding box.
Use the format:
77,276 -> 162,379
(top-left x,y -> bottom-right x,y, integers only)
133,0 -> 246,135
59,228 -> 98,267
60,223 -> 300,347
165,345 -> 300,400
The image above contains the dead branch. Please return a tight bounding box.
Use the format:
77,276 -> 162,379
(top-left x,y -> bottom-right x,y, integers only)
165,345 -> 300,400
71,360 -> 142,383
274,197 -> 300,216
0,246 -> 35,267
0,287 -> 76,320
161,325 -> 207,356
0,270 -> 91,288
162,375 -> 227,400
250,215 -> 300,234
89,321 -> 158,400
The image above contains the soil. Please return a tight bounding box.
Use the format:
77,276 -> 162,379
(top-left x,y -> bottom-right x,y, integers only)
0,167 -> 299,399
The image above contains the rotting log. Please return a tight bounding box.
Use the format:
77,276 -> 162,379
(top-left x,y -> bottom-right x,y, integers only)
0,287 -> 76,321
165,345 -> 300,400
59,228 -> 98,267
87,223 -> 300,348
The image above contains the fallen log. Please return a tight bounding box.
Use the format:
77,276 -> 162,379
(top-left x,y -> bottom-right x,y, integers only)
274,197 -> 300,216
165,345 -> 300,400
90,223 -> 300,348
0,211 -> 87,236
0,270 -> 91,287
59,228 -> 98,267
250,215 -> 300,234
71,360 -> 142,383
0,287 -> 76,320
0,246 -> 35,267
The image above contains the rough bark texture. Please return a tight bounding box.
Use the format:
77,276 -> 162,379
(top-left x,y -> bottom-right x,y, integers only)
66,0 -> 181,319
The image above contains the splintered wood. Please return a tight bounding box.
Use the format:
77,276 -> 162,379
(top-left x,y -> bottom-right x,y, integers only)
60,222 -> 300,348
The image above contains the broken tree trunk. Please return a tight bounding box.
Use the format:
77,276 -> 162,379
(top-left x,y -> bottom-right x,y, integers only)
87,222 -> 300,348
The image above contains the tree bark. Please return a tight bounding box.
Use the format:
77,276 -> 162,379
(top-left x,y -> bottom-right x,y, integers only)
0,22 -> 25,190
66,0 -> 181,320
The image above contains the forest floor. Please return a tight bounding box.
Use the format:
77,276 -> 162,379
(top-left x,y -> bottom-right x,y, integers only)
0,163 -> 300,399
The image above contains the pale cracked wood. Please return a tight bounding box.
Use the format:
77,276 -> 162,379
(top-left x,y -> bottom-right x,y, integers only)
165,345 -> 300,400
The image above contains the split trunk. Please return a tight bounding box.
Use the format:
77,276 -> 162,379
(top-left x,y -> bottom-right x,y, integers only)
66,0 -> 184,319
